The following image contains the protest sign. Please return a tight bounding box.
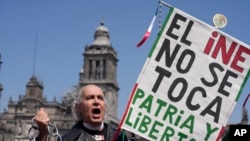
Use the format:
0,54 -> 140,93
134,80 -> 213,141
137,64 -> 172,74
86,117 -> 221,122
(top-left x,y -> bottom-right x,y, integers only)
119,7 -> 250,141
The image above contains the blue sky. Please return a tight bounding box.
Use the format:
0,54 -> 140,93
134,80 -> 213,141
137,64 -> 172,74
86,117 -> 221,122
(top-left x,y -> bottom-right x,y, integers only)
0,0 -> 249,125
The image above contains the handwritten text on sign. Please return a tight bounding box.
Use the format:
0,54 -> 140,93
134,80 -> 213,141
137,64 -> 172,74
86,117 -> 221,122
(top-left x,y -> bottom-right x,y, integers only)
121,7 -> 250,141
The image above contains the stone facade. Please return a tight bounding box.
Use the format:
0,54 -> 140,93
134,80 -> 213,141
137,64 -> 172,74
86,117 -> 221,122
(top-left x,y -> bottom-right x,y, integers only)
0,22 -> 119,141
0,76 -> 76,141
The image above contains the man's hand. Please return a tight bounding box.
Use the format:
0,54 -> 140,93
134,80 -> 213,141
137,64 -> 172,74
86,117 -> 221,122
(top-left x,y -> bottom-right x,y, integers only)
34,108 -> 50,141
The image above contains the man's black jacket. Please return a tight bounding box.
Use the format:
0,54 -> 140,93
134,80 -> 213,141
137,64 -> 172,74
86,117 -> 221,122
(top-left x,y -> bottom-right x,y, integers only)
61,121 -> 128,141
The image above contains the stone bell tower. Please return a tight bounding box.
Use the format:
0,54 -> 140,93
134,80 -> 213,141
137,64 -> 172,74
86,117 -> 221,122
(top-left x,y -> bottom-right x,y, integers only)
79,21 -> 119,125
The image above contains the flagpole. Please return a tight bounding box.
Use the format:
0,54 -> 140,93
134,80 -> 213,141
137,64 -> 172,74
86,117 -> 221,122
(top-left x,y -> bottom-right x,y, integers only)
159,1 -> 172,8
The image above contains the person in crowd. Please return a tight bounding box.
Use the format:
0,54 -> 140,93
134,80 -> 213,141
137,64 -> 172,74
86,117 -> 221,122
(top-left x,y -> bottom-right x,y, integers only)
35,84 -> 128,141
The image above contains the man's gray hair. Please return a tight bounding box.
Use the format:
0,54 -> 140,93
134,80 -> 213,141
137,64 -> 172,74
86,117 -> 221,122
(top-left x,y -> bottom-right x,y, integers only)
73,86 -> 108,121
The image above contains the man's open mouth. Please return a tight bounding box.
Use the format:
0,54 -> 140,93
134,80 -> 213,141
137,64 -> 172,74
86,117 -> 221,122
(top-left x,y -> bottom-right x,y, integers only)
92,108 -> 101,114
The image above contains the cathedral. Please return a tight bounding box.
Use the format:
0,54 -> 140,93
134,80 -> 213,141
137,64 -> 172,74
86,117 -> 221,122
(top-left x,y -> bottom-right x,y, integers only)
0,21 -> 120,141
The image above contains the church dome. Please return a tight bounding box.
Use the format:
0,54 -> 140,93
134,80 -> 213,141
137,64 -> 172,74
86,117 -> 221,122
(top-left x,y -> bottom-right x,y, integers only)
92,21 -> 111,46
95,21 -> 109,32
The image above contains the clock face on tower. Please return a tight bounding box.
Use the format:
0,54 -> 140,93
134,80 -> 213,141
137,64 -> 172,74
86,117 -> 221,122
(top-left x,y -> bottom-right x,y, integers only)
29,89 -> 35,96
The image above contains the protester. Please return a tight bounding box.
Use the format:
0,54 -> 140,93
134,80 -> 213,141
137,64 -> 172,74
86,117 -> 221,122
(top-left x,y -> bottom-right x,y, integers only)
35,84 -> 128,141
